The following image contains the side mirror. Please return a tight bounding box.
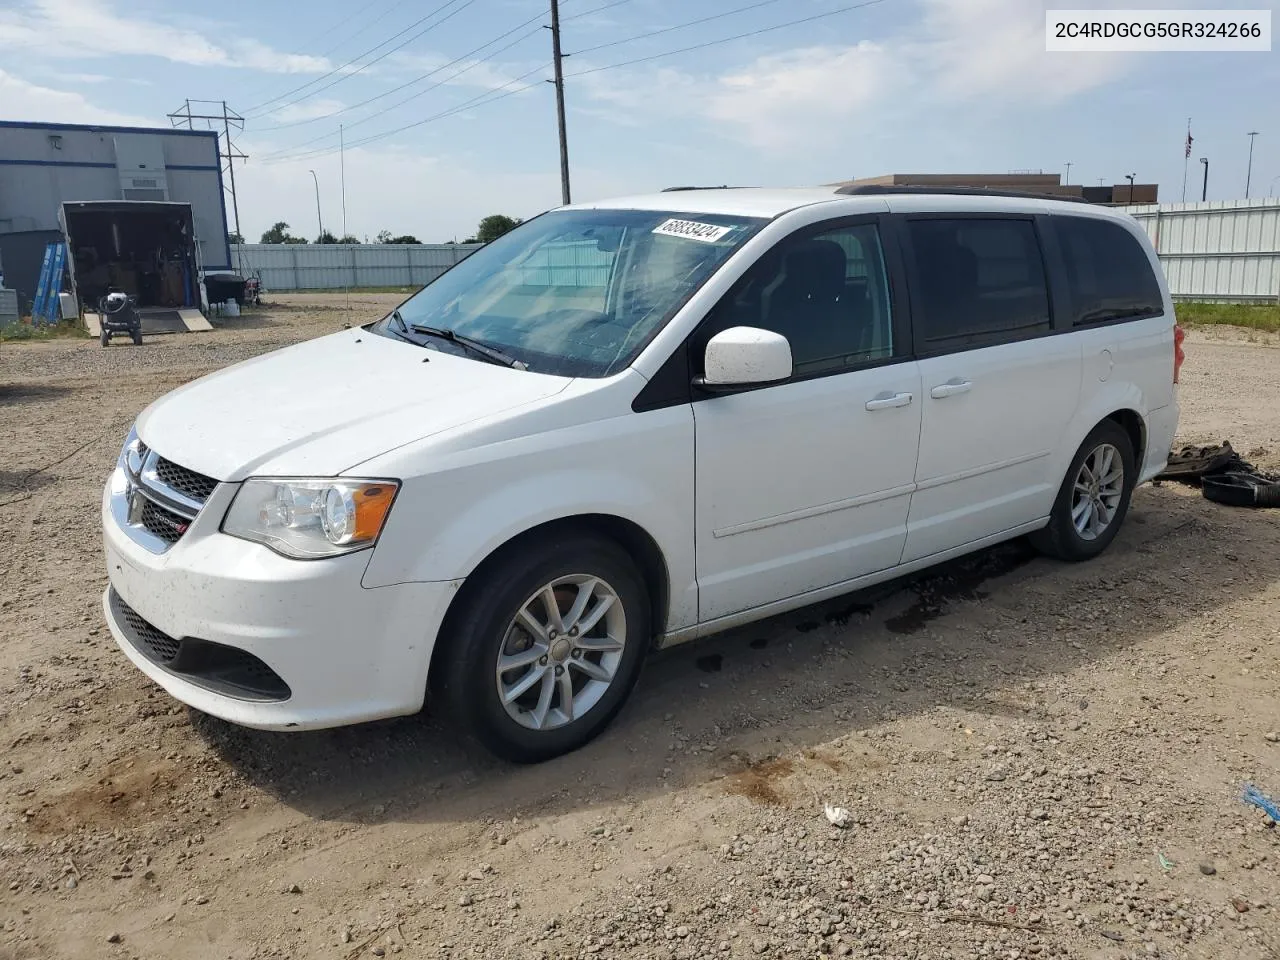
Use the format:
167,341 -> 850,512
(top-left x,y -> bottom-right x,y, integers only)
698,326 -> 793,391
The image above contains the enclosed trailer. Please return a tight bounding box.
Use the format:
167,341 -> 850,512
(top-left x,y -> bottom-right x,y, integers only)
60,200 -> 212,335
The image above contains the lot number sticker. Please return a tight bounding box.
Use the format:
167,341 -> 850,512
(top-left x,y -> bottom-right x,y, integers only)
652,218 -> 733,243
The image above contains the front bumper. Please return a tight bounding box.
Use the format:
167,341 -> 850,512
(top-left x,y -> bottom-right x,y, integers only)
102,466 -> 462,731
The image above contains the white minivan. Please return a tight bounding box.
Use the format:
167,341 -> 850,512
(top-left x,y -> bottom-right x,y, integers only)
102,186 -> 1181,761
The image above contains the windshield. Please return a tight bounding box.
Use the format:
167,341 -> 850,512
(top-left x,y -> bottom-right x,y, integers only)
375,208 -> 766,377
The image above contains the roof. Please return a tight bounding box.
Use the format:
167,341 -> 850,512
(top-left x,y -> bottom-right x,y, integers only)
0,119 -> 216,138
564,186 -> 1135,221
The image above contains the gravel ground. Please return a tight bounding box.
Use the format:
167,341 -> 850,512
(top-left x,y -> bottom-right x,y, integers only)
1,305 -> 1278,960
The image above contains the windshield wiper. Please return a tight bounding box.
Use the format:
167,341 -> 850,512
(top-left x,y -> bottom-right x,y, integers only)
383,309 -> 419,344
409,322 -> 528,370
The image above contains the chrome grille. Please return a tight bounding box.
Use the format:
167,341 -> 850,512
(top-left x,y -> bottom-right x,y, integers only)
153,457 -> 218,503
117,440 -> 219,554
139,498 -> 189,544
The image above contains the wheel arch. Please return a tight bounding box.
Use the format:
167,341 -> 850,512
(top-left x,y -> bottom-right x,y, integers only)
428,513 -> 671,690
1103,408 -> 1147,474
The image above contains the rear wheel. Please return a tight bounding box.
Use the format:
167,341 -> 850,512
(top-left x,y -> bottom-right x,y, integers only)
436,534 -> 650,763
1030,420 -> 1136,561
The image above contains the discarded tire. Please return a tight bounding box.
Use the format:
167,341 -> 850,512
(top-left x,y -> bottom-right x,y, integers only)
1202,472 -> 1280,508
1156,441 -> 1280,509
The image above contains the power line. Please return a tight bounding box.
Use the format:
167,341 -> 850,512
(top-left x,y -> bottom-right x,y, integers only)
561,0 -> 634,22
260,67 -> 549,165
567,0 -> 888,78
571,0 -> 788,57
243,0 -> 477,117
260,0 -> 888,165
310,0 -> 411,59
253,15 -> 546,134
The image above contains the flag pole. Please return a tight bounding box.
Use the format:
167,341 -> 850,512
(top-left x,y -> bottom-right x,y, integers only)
1181,117 -> 1191,202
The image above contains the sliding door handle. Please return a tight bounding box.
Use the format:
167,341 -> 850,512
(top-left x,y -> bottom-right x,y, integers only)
930,379 -> 973,399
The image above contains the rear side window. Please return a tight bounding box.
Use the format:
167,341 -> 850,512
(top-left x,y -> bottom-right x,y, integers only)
1056,217 -> 1164,326
907,218 -> 1051,350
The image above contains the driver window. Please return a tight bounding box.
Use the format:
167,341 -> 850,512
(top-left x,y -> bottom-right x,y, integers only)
706,222 -> 895,377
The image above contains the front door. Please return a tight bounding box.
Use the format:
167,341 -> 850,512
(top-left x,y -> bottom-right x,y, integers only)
692,218 -> 923,622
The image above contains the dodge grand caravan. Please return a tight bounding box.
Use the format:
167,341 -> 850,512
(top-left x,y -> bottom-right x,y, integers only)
103,186 -> 1181,762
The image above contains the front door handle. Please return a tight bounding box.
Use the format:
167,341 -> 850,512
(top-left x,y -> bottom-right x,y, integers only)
865,391 -> 913,411
930,379 -> 973,399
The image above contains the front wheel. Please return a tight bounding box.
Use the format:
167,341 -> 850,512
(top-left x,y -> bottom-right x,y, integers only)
100,327 -> 109,347
131,327 -> 143,346
436,534 -> 650,763
1030,420 -> 1136,562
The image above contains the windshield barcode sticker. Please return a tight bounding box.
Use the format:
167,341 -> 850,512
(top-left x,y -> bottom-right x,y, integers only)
652,218 -> 733,243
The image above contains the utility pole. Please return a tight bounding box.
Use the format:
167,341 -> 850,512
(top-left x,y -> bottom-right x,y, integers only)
309,170 -> 324,241
1245,131 -> 1259,198
547,0 -> 571,205
1124,173 -> 1136,203
1064,161 -> 1072,185
1200,157 -> 1209,201
169,100 -> 246,271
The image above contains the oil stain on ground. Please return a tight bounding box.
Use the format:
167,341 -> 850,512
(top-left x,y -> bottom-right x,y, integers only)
885,543 -> 1036,635
722,756 -> 795,806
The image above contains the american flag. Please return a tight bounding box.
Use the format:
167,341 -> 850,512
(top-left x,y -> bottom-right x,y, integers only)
1186,128 -> 1194,158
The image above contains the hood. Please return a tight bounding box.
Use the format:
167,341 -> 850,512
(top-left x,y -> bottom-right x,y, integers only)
136,329 -> 571,480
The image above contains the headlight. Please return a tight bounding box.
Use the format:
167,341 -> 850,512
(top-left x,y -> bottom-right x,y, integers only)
222,478 -> 399,559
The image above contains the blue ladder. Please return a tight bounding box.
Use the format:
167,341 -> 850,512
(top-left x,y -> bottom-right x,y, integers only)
31,241 -> 66,326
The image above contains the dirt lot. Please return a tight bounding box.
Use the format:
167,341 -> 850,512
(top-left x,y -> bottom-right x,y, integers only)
2,298 -> 1279,960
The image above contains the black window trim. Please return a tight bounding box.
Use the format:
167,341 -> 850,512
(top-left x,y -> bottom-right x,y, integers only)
898,211 -> 1063,359
1043,214 -> 1167,330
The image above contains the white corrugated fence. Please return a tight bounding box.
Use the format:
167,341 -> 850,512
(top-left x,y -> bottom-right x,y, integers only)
229,242 -> 483,291
1120,198 -> 1280,302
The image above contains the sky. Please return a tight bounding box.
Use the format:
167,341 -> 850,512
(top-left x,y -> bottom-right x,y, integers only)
1,0 -> 1277,243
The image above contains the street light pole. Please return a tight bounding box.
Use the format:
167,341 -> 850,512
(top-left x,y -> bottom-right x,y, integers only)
1245,131 -> 1259,198
308,170 -> 324,241
1064,161 -> 1072,185
1200,157 -> 1209,201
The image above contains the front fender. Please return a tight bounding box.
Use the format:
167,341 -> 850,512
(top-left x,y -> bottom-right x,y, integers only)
360,404 -> 698,632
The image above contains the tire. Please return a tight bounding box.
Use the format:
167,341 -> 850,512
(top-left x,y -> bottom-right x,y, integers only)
435,534 -> 650,763
100,327 -> 109,347
1030,420 -> 1136,562
131,327 -> 143,346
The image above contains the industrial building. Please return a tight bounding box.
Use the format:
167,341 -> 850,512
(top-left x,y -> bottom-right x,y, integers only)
0,120 -> 231,316
833,173 -> 1159,205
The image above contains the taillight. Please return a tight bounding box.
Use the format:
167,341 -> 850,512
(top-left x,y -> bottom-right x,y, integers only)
1173,324 -> 1186,384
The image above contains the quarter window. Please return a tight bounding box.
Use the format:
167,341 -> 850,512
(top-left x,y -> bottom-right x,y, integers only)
907,218 -> 1051,349
704,222 -> 895,377
1056,216 -> 1164,325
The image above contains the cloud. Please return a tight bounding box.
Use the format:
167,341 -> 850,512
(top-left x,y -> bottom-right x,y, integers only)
0,68 -> 159,126
706,43 -> 899,147
0,0 -> 331,73
575,0 -> 1133,149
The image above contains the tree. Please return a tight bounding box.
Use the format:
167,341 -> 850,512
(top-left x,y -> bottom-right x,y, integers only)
387,234 -> 421,244
316,230 -> 340,244
260,221 -> 306,244
376,229 -> 393,244
228,230 -> 245,244
475,214 -> 522,244
339,234 -> 361,244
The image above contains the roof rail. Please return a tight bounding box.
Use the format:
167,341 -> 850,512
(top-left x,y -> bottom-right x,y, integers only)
834,184 -> 1090,204
661,185 -> 745,192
